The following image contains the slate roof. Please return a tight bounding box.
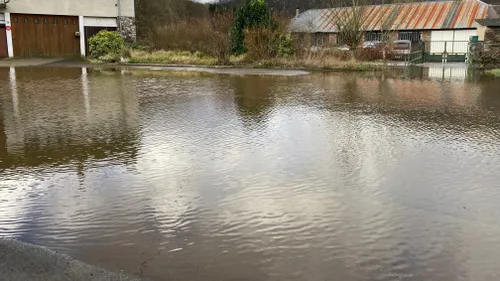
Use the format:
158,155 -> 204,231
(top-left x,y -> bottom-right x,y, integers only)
476,17 -> 500,26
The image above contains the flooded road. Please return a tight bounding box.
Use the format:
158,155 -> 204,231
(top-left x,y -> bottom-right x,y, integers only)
1,66 -> 500,281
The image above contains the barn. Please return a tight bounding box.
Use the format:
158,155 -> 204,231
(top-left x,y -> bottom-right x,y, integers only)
0,0 -> 136,58
291,0 -> 500,61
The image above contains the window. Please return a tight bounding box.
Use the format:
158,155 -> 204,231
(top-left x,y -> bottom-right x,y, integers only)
34,18 -> 39,24
44,18 -> 49,24
13,17 -> 18,23
72,19 -> 77,25
313,33 -> 330,47
364,32 -> 389,42
63,19 -> 68,25
53,18 -> 58,24
365,32 -> 379,42
398,31 -> 421,42
24,17 -> 28,23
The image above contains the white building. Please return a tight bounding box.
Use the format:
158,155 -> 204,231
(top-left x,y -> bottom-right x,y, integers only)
0,0 -> 135,58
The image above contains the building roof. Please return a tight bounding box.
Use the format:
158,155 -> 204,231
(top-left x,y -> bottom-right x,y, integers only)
476,17 -> 500,26
291,0 -> 492,33
491,5 -> 500,16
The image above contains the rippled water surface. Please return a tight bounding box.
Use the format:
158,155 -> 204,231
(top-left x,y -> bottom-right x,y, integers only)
2,66 -> 500,281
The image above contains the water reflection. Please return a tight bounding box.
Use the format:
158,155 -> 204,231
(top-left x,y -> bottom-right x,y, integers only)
1,67 -> 500,281
0,67 -> 140,171
232,76 -> 276,126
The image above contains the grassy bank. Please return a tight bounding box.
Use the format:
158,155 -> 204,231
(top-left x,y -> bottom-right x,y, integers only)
485,69 -> 500,76
129,50 -> 218,65
128,50 -> 383,72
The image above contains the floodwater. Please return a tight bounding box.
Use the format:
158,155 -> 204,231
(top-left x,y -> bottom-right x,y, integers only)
1,66 -> 500,281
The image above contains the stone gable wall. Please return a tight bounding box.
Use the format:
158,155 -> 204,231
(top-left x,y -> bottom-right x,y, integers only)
118,17 -> 136,43
484,27 -> 500,52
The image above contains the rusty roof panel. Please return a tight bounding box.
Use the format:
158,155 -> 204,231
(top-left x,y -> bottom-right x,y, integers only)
443,1 -> 460,28
290,0 -> 491,33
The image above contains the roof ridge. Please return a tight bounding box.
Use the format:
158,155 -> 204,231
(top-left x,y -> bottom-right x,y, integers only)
315,0 -> 486,11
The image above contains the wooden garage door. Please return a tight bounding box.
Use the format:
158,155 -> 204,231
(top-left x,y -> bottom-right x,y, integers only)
0,26 -> 7,58
10,14 -> 80,57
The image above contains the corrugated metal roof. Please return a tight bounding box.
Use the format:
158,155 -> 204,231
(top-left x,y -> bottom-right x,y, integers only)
291,0 -> 491,32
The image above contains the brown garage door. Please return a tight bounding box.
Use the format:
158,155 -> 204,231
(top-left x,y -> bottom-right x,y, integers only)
10,14 -> 80,57
0,26 -> 7,58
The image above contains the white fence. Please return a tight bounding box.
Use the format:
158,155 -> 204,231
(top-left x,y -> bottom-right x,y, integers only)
429,41 -> 470,54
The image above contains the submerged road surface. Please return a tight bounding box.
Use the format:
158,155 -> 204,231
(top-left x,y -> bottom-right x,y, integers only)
0,239 -> 143,281
2,66 -> 500,280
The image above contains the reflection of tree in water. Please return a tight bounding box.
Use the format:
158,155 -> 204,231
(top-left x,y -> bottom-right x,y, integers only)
0,130 -> 140,170
478,76 -> 500,111
231,76 -> 277,127
377,75 -> 395,103
340,74 -> 361,103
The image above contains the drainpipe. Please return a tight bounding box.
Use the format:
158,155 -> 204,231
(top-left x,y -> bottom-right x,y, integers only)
116,0 -> 121,31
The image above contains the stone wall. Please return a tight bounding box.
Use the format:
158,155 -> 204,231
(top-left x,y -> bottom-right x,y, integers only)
484,27 -> 500,52
117,16 -> 136,43
421,31 -> 432,52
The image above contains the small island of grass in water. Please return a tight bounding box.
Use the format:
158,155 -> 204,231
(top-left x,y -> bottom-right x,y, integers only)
485,69 -> 500,76
128,50 -> 384,72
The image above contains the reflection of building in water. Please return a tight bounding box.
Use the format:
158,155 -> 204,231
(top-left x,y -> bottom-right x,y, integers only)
428,66 -> 468,80
308,73 -> 482,110
0,67 -> 141,239
0,67 -> 140,170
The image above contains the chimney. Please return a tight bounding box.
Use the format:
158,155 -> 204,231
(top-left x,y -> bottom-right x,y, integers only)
296,7 -> 300,18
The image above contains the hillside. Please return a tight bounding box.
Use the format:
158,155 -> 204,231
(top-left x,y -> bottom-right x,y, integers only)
136,0 -> 209,37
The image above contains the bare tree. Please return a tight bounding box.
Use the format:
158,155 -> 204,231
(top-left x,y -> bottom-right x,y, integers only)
376,0 -> 411,61
201,12 -> 235,65
323,0 -> 368,53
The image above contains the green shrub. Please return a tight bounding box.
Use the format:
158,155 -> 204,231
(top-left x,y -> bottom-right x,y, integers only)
88,30 -> 125,59
275,35 -> 294,57
243,26 -> 294,61
231,0 -> 274,55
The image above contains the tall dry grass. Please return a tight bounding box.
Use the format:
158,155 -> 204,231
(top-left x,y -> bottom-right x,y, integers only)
143,12 -> 234,64
132,11 -> 383,70
242,14 -> 294,62
243,28 -> 277,61
129,50 -> 218,65
128,49 -> 381,71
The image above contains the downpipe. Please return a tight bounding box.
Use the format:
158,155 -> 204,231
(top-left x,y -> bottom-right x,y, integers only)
116,0 -> 121,30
